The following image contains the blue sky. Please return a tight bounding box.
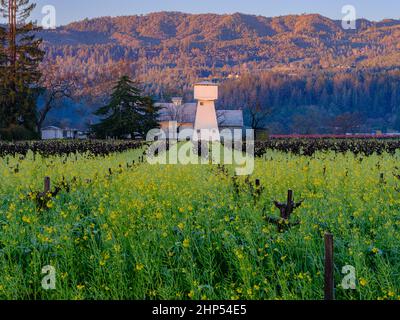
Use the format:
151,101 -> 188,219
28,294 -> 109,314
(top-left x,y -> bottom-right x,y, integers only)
30,0 -> 400,26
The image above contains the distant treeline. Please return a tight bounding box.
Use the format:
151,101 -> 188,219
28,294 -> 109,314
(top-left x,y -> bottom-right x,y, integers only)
46,70 -> 400,134
219,71 -> 400,134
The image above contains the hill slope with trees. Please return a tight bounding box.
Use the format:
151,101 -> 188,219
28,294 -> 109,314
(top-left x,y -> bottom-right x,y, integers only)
38,12 -> 400,133
40,12 -> 400,84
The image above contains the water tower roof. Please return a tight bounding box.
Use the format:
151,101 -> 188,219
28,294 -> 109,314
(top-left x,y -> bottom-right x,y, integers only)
195,81 -> 219,86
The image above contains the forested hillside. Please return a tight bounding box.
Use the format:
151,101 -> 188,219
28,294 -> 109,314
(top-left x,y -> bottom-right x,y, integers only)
38,12 -> 400,133
219,71 -> 400,133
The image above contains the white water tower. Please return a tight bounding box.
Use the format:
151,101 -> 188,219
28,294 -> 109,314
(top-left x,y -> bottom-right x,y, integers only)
193,82 -> 220,141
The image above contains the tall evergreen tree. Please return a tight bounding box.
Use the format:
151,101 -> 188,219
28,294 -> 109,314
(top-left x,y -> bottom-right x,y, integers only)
92,75 -> 160,139
139,95 -> 161,137
0,0 -> 44,139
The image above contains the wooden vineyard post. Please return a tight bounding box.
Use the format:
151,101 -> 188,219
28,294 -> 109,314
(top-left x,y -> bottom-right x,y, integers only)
285,190 -> 293,219
380,173 -> 385,184
255,179 -> 261,198
232,174 -> 239,196
253,179 -> 263,203
44,176 -> 51,194
324,233 -> 335,300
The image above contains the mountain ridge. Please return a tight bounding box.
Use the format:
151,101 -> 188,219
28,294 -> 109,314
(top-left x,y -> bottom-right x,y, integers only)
32,12 -> 400,132
48,11 -> 400,39
39,11 -> 400,98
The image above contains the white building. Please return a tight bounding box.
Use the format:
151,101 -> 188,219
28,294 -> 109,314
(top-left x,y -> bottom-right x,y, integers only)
41,126 -> 84,140
156,82 -> 243,140
193,82 -> 220,141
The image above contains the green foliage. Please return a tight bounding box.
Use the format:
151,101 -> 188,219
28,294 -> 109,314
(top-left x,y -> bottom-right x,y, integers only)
0,143 -> 399,299
0,124 -> 38,141
91,76 -> 160,139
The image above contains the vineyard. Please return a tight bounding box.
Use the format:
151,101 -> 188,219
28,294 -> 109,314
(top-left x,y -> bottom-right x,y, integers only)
252,138 -> 400,156
0,140 -> 145,157
0,138 -> 400,300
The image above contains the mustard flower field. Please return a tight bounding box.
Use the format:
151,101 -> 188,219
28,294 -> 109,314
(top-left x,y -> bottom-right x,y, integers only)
0,141 -> 400,300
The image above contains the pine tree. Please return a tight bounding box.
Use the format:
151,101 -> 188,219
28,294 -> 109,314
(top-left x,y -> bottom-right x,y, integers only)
0,0 -> 44,139
139,96 -> 161,138
91,75 -> 160,139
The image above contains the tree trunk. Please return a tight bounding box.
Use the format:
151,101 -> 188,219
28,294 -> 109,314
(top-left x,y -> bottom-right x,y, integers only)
8,0 -> 17,72
36,99 -> 54,133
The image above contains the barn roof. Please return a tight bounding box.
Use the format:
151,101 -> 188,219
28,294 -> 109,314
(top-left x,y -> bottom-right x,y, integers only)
41,126 -> 80,131
42,126 -> 62,131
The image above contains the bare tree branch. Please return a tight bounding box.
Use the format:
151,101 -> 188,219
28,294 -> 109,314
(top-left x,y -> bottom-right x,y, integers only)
37,62 -> 80,131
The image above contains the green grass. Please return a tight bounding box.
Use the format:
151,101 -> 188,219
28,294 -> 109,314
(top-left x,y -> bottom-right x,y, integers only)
0,147 -> 399,300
